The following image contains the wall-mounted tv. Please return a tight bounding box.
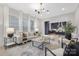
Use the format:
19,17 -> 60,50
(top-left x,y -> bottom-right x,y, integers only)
62,22 -> 66,26
51,22 -> 59,29
51,22 -> 66,29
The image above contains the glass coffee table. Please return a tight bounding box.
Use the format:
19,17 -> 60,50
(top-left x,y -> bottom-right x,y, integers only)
44,35 -> 65,56
31,36 -> 50,50
44,44 -> 64,56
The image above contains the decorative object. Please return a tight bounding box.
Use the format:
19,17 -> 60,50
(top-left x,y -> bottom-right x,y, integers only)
35,3 -> 49,16
34,31 -> 41,36
8,33 -> 14,38
21,32 -> 28,44
6,28 -> 15,38
4,28 -> 16,48
64,22 -> 76,40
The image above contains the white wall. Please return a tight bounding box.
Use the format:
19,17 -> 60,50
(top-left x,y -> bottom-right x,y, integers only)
0,5 -> 9,47
39,13 -> 75,35
37,19 -> 45,35
74,5 -> 79,34
0,5 -> 4,47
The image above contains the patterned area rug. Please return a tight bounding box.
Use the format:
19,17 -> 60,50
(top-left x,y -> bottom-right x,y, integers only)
21,51 -> 33,56
21,50 -> 44,56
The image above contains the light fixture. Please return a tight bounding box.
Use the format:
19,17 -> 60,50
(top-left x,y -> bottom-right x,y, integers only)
62,8 -> 65,11
34,3 -> 49,16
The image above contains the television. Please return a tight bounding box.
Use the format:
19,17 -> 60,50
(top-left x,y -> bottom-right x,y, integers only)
51,22 -> 59,29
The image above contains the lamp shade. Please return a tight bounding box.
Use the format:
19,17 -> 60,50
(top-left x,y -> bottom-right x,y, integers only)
35,28 -> 39,32
6,28 -> 15,34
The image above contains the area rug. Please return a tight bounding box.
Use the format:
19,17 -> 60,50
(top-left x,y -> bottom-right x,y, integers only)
21,50 -> 44,56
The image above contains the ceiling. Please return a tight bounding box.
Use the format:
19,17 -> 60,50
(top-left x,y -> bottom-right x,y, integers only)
5,3 -> 79,19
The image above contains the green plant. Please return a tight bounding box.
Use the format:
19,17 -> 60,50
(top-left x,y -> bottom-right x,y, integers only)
64,22 -> 76,34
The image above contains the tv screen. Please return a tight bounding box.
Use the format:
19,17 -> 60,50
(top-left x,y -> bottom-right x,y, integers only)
51,23 -> 58,29
62,22 -> 66,26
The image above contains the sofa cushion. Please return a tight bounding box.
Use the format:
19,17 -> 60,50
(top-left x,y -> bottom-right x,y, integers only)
22,32 -> 27,37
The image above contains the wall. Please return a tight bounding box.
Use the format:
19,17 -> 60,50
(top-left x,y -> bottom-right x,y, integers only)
0,5 -> 4,47
74,5 -> 79,34
39,13 -> 75,35
37,18 -> 45,35
0,4 -> 10,47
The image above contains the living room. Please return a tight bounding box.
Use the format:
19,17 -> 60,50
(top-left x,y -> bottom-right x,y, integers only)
0,3 -> 79,56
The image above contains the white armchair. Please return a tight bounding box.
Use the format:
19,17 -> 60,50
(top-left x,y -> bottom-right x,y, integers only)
72,33 -> 79,42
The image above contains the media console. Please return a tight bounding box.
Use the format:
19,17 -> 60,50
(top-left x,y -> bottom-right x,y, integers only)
48,30 -> 65,35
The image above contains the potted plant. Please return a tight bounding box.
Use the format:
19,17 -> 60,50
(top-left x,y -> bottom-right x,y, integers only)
64,22 -> 76,40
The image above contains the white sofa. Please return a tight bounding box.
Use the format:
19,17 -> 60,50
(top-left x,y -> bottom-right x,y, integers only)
15,32 -> 38,44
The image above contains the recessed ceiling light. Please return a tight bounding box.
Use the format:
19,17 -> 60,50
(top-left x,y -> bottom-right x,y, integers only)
62,8 -> 65,11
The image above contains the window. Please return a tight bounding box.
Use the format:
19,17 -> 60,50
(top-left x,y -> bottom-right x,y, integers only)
30,20 -> 34,32
23,18 -> 28,32
9,15 -> 19,31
